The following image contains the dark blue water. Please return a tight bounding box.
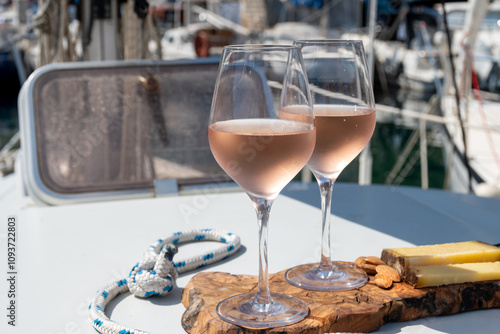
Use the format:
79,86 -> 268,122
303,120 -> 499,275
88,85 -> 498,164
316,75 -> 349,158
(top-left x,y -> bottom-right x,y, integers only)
0,52 -> 21,146
339,122 -> 445,189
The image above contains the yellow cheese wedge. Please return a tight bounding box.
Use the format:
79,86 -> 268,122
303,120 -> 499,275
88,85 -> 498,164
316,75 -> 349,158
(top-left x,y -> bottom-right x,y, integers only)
407,262 -> 500,288
381,241 -> 500,279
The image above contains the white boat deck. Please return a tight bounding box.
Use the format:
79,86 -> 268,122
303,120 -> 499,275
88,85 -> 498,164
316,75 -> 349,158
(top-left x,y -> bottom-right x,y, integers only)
1,173 -> 500,333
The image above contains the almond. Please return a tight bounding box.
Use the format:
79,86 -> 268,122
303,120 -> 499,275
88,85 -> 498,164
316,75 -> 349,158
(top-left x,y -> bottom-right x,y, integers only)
365,256 -> 386,266
376,265 -> 401,282
355,256 -> 366,267
354,257 -> 377,275
363,263 -> 378,275
374,273 -> 393,289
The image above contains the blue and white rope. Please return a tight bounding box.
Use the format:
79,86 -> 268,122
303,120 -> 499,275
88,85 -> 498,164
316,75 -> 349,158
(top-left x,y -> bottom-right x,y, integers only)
88,229 -> 241,334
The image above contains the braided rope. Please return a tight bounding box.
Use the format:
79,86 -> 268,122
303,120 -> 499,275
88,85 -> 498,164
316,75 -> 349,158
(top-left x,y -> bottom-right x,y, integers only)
88,229 -> 240,334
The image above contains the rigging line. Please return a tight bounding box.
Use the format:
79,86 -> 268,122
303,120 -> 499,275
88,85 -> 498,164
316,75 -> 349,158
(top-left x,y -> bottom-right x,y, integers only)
440,0 -> 473,193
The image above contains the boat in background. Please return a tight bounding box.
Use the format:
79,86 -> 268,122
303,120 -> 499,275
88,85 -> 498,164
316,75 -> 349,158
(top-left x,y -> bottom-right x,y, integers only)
2,0 -> 500,199
438,1 -> 500,197
342,0 -> 500,198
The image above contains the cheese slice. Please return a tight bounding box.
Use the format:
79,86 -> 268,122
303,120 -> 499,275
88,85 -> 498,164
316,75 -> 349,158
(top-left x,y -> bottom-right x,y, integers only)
406,262 -> 500,288
381,241 -> 500,279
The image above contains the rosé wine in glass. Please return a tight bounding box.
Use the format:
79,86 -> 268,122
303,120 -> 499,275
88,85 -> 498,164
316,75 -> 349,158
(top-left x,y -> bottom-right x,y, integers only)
285,40 -> 376,291
209,118 -> 316,199
308,105 -> 376,179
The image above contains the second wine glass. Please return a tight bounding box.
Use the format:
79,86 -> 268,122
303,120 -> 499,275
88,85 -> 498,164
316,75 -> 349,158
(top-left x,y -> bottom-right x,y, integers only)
285,40 -> 376,291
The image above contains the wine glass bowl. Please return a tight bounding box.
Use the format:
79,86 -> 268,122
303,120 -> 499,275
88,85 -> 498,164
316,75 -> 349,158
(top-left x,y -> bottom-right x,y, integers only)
285,40 -> 376,291
208,118 -> 315,199
208,44 -> 315,328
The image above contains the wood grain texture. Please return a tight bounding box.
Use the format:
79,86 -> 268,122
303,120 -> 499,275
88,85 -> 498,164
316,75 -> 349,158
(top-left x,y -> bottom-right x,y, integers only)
181,268 -> 500,333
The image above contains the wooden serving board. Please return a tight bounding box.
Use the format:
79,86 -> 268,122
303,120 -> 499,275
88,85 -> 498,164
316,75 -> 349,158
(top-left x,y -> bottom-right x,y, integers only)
181,268 -> 500,333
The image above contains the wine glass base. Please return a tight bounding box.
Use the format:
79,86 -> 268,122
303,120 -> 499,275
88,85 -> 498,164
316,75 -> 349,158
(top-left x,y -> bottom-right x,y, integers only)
285,262 -> 368,291
216,292 -> 309,329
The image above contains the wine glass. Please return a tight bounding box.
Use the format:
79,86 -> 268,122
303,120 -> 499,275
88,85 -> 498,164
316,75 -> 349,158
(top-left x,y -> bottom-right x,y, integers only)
208,44 -> 315,328
285,40 -> 376,291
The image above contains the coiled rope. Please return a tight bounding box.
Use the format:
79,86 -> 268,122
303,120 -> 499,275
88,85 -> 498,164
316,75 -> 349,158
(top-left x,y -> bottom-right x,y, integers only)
88,229 -> 241,334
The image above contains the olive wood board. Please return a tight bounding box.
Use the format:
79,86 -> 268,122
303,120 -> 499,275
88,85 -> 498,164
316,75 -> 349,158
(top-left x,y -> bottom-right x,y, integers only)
181,268 -> 500,333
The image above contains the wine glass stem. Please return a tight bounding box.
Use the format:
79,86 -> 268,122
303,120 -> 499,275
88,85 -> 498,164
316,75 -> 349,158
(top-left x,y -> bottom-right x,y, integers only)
318,177 -> 336,273
250,196 -> 275,310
